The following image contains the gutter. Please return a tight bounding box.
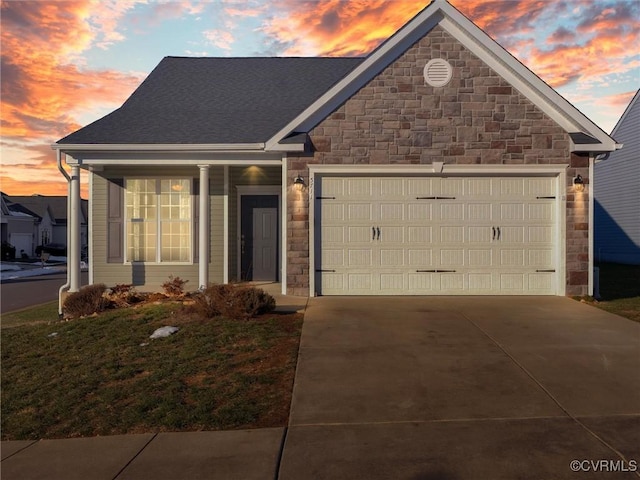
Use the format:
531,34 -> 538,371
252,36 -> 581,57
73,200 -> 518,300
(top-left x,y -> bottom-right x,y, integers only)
51,143 -> 266,152
56,149 -> 70,317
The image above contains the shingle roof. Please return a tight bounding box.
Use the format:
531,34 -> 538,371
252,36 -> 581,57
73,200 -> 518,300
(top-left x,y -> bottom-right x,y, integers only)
57,57 -> 364,145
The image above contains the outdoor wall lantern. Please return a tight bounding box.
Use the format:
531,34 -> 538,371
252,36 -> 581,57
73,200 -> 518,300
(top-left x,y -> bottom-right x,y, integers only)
293,175 -> 306,190
573,174 -> 585,193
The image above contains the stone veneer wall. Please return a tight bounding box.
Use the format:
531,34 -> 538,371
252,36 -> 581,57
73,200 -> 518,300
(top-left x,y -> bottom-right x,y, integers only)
286,25 -> 589,296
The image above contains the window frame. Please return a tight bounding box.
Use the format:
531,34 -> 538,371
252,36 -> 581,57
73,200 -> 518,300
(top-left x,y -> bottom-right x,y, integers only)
123,177 -> 194,265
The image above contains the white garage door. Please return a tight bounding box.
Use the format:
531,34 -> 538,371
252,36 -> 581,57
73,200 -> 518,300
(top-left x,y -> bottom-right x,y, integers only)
314,176 -> 558,295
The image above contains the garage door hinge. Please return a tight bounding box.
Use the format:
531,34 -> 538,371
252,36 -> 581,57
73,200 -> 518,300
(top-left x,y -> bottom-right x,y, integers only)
316,196 -> 336,200
416,196 -> 456,200
416,269 -> 457,273
536,196 -> 556,199
536,269 -> 556,272
316,269 -> 336,272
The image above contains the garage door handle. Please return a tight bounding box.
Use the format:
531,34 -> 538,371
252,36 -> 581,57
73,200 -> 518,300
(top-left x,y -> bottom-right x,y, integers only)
376,227 -> 381,241
497,226 -> 501,240
372,227 -> 376,240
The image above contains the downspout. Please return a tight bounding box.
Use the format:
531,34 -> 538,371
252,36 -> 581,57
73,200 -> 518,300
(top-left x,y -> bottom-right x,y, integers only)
57,149 -> 71,317
588,154 -> 595,297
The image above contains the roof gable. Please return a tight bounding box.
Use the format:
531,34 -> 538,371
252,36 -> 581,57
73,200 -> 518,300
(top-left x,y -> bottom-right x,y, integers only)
265,0 -> 618,153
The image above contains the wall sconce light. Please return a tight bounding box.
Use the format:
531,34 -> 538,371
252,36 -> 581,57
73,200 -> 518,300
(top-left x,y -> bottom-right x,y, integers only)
573,174 -> 585,193
293,175 -> 306,191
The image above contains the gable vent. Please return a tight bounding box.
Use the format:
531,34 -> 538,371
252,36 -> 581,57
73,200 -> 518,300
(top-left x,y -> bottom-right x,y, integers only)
424,59 -> 452,87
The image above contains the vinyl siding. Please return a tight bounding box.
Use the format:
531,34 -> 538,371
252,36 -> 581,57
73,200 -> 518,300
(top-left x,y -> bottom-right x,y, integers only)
595,93 -> 640,264
91,167 -> 226,291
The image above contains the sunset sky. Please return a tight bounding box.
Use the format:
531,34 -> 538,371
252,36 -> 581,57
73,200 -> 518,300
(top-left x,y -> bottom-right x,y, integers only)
1,0 -> 639,197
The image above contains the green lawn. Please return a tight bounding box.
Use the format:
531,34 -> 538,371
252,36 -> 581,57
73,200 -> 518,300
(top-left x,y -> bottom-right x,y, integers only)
1,303 -> 302,440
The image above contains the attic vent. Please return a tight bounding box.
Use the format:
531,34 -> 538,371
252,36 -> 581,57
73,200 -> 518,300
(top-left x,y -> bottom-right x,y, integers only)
424,59 -> 452,87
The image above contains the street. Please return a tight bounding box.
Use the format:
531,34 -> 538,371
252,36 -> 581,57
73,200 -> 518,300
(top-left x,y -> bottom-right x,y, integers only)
0,272 -> 88,315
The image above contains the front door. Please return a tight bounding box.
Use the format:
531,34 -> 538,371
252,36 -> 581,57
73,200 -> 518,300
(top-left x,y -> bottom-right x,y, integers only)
252,208 -> 277,281
240,195 -> 279,281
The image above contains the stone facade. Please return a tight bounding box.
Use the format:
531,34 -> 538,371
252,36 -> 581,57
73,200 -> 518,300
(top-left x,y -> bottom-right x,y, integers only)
287,26 -> 589,296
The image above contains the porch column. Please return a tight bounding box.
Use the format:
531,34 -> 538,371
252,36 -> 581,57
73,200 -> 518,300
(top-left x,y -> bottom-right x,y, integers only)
198,165 -> 210,289
69,165 -> 81,292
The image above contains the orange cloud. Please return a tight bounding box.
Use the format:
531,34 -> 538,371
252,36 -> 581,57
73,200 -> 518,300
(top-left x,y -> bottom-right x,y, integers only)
1,0 -> 144,196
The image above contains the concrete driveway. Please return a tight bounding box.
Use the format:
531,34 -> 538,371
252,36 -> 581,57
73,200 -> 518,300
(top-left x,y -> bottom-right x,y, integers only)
280,296 -> 640,479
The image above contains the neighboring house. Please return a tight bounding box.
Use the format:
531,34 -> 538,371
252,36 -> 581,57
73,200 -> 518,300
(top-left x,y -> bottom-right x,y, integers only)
55,0 -> 619,297
1,194 -> 88,257
594,90 -> 639,265
1,194 -> 38,257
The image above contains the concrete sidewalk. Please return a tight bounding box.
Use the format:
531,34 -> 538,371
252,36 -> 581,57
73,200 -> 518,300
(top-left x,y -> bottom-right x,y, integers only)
2,296 -> 639,479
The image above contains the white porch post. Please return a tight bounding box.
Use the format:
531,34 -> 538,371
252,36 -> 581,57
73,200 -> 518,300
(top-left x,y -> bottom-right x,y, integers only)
69,165 -> 81,292
198,165 -> 210,289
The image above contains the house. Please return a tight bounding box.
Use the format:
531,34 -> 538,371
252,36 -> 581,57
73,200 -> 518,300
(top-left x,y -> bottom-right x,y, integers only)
1,194 -> 38,258
0,193 -> 88,258
594,90 -> 639,265
54,0 -> 619,300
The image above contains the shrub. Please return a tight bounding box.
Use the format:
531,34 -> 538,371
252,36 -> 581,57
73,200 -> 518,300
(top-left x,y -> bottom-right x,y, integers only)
104,284 -> 141,308
162,276 -> 188,297
63,284 -> 109,318
192,284 -> 275,319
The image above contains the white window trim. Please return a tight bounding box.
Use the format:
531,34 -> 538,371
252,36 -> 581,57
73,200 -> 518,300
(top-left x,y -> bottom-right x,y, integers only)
124,177 -> 194,265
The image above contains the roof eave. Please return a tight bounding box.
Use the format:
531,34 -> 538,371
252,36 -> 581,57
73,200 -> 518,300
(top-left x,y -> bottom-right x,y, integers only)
52,143 -> 266,152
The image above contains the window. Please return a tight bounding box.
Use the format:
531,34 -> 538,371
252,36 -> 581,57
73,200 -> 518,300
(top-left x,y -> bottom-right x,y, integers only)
125,178 -> 191,263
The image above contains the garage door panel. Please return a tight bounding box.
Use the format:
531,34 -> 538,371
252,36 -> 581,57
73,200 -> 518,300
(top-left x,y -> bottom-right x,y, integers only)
528,203 -> 554,221
380,273 -> 404,290
379,178 -> 404,196
500,249 -> 525,266
500,203 -> 525,221
346,178 -> 372,196
408,249 -> 433,266
528,273 -> 554,291
321,226 -> 344,244
408,273 -> 432,290
468,203 -> 492,221
440,226 -> 464,243
468,273 -> 492,290
500,226 -> 524,243
379,203 -> 404,220
348,273 -> 372,291
468,249 -> 492,266
408,226 -> 432,243
408,203 -> 432,221
528,226 -> 553,243
380,249 -> 404,266
440,274 -> 465,291
347,203 -> 372,221
468,226 -> 491,243
440,203 -> 464,220
529,249 -> 553,267
323,249 -> 345,267
348,249 -> 372,266
499,178 -> 525,195
322,203 -> 344,221
441,249 -> 465,267
348,226 -> 372,243
321,178 -> 345,197
440,178 -> 464,196
407,178 -> 434,196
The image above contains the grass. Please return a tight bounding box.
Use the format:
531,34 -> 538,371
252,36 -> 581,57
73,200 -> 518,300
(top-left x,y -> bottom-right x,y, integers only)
1,302 -> 302,440
1,301 -> 60,328
587,263 -> 640,323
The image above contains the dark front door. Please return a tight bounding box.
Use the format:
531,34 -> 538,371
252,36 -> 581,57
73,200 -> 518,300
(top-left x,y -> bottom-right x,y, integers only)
241,195 -> 279,281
